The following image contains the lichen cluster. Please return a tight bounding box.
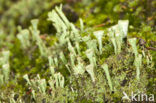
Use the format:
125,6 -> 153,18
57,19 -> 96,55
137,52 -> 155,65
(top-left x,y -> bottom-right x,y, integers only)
0,0 -> 155,103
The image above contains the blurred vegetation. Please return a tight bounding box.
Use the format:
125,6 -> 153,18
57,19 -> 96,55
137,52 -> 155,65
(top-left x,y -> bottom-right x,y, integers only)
0,0 -> 155,102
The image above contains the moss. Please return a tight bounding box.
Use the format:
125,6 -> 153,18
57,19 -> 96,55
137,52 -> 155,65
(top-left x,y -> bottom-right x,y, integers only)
38,11 -> 56,34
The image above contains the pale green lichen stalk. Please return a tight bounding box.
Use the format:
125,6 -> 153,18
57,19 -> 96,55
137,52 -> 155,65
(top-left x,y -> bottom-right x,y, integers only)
128,38 -> 138,57
128,38 -> 142,80
102,64 -> 113,91
134,54 -> 142,80
108,20 -> 129,54
0,51 -> 10,84
30,19 -> 48,57
93,30 -> 104,54
86,64 -> 96,82
17,29 -> 30,49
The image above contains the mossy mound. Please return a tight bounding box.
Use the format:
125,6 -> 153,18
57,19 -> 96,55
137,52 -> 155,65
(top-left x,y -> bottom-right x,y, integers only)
0,0 -> 155,103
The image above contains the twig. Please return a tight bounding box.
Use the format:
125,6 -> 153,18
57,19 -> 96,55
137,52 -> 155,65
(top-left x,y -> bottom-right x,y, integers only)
146,47 -> 156,51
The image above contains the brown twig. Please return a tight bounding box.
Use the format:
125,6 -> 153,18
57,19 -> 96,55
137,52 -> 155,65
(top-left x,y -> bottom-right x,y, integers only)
94,23 -> 106,28
146,47 -> 156,51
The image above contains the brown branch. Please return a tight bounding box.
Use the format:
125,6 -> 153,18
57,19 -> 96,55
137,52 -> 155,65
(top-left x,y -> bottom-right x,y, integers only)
146,47 -> 156,51
94,23 -> 106,28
